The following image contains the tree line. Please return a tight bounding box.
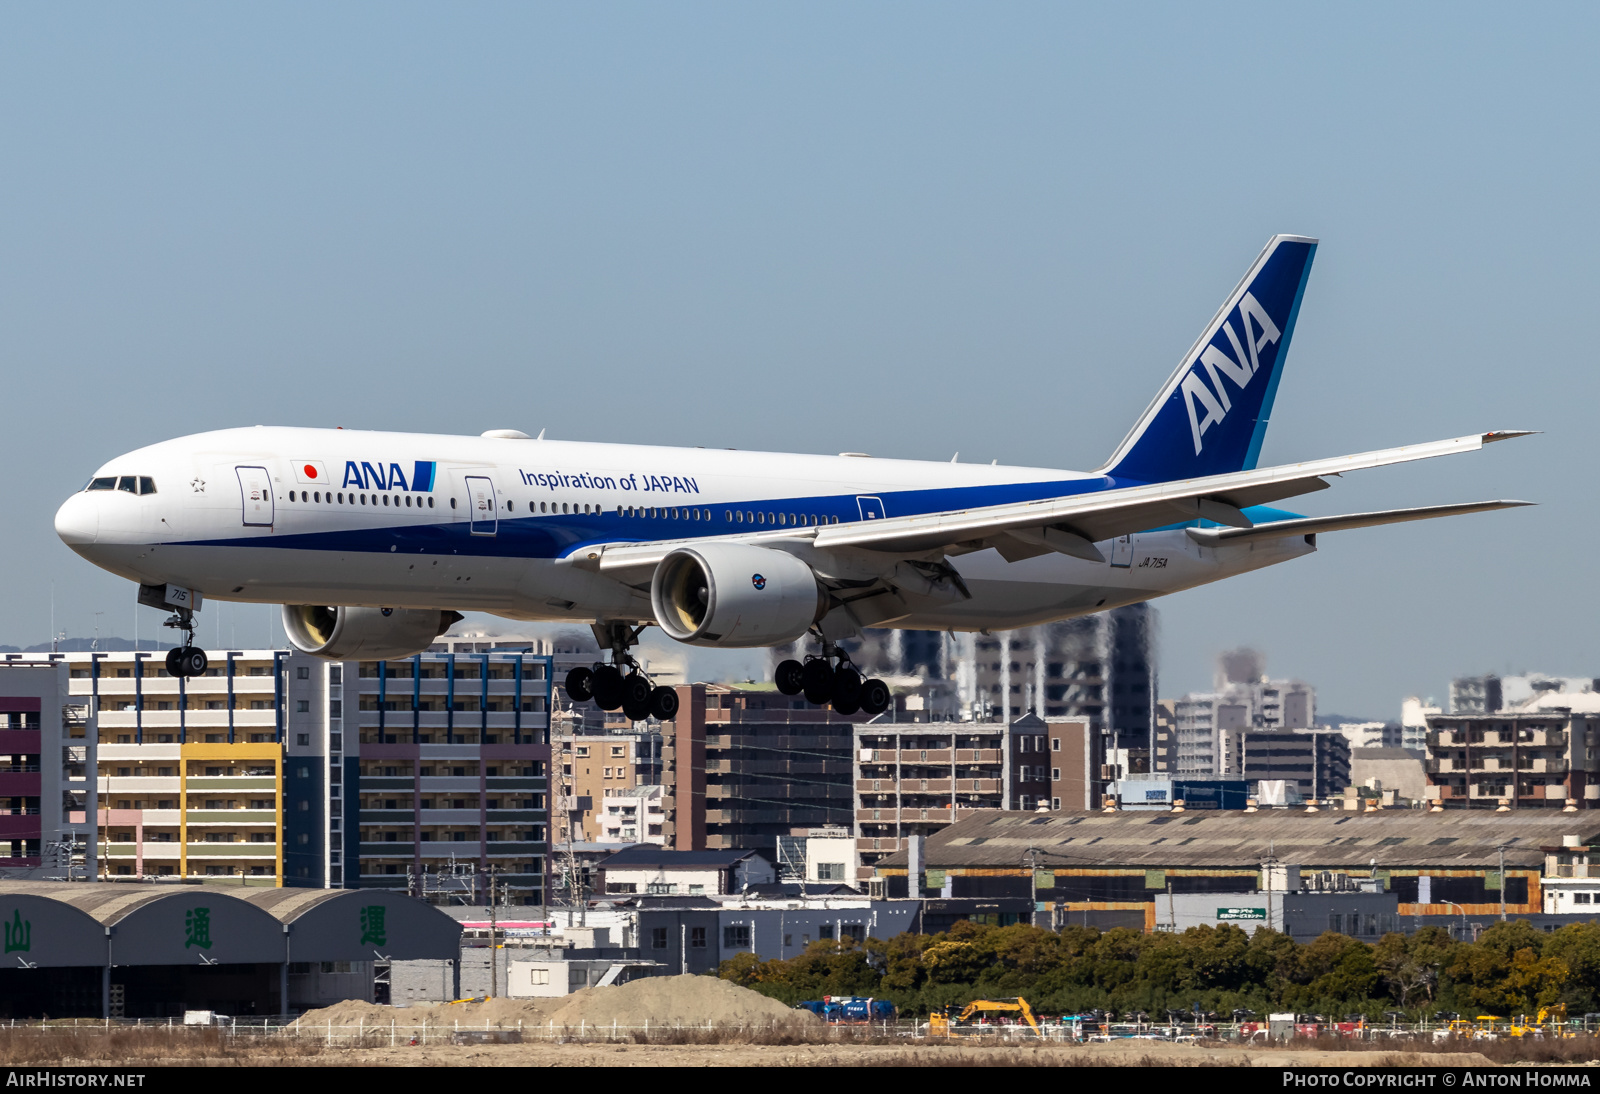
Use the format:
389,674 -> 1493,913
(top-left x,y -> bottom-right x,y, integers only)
717,919 -> 1600,1018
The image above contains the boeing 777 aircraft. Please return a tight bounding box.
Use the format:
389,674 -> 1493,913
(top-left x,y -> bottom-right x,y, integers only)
55,235 -> 1531,721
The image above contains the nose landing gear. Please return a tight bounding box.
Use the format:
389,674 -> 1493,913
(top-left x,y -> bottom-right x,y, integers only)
563,622 -> 679,722
776,644 -> 890,716
161,607 -> 209,678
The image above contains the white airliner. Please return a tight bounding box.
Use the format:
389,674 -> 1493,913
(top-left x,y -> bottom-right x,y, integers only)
55,235 -> 1531,719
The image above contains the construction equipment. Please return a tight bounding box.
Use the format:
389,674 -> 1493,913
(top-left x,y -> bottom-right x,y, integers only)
929,997 -> 1042,1036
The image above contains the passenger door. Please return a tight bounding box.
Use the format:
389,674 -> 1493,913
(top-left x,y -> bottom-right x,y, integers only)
1109,535 -> 1133,568
465,475 -> 497,536
856,496 -> 886,521
236,466 -> 274,527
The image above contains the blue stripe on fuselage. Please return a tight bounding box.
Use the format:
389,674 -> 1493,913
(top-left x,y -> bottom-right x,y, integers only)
162,473 -> 1210,558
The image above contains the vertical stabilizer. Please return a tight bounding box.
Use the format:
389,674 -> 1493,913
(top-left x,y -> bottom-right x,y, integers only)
1101,235 -> 1317,483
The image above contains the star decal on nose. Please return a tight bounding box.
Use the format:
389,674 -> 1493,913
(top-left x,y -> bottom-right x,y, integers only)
190,478 -> 206,493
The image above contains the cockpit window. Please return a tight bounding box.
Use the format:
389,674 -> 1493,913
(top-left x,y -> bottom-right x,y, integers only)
86,475 -> 156,495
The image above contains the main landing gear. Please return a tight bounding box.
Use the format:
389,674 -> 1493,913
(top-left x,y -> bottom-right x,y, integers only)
774,648 -> 890,717
162,607 -> 209,678
563,622 -> 679,723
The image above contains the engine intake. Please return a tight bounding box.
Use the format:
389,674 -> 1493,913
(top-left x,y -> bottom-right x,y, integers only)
282,605 -> 463,660
651,543 -> 827,648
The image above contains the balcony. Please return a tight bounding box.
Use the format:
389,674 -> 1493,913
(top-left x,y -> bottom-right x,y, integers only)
101,777 -> 182,793
98,744 -> 182,760
359,808 -> 414,823
186,809 -> 276,825
186,842 -> 277,858
899,750 -> 952,764
359,776 -> 415,791
186,778 -> 276,794
956,749 -> 1002,763
417,808 -> 481,824
417,776 -> 481,792
418,840 -> 484,857
486,809 -> 545,824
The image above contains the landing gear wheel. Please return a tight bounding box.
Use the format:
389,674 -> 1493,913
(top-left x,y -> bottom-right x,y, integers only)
165,647 -> 184,676
830,666 -> 863,712
774,659 -> 805,696
564,667 -> 594,702
859,678 -> 891,717
801,659 -> 834,705
621,674 -> 653,722
590,665 -> 624,711
649,686 -> 679,721
180,647 -> 209,677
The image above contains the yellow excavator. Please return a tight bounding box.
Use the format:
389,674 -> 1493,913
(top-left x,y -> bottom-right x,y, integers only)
929,998 -> 1043,1036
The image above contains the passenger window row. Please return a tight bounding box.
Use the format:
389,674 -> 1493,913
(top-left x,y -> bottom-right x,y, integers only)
86,476 -> 157,495
287,490 -> 436,509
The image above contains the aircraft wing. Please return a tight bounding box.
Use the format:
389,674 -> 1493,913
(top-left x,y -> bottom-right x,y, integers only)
571,430 -> 1531,581
1183,500 -> 1533,547
807,430 -> 1531,560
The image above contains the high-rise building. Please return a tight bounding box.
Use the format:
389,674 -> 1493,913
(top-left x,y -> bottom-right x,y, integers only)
779,606 -> 1156,746
1170,650 -> 1315,777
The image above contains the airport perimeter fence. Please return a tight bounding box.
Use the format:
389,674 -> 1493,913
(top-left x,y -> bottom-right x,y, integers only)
2,1016 -> 1591,1046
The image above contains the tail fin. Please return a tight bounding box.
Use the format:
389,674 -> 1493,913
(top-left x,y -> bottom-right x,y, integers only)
1100,234 -> 1317,483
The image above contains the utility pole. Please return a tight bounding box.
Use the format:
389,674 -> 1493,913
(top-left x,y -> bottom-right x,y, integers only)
1022,847 -> 1045,928
1498,844 -> 1507,922
487,865 -> 499,997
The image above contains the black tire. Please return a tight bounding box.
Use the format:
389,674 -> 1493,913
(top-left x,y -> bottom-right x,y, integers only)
859,678 -> 891,716
181,648 -> 209,677
165,647 -> 184,677
774,659 -> 805,696
801,659 -> 833,705
590,665 -> 624,711
621,673 -> 653,710
650,686 -> 679,720
622,685 -> 653,723
831,665 -> 863,710
564,667 -> 594,703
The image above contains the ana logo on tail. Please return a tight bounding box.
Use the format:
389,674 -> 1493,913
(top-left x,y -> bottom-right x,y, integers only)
1181,291 -> 1282,455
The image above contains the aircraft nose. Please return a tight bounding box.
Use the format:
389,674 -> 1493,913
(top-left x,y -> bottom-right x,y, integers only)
55,492 -> 99,548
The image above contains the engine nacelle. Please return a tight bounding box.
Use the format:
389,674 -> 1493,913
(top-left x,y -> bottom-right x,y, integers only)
282,605 -> 463,660
651,543 -> 827,648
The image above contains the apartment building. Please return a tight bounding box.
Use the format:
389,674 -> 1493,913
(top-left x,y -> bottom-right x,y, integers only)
853,716 -> 1056,881
46,650 -> 294,883
0,663 -> 75,871
33,645 -> 552,900
1425,709 -> 1600,810
349,649 -> 552,904
597,786 -> 666,845
553,728 -> 662,842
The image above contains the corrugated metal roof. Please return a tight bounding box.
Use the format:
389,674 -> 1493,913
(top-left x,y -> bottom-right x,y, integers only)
875,809 -> 1600,871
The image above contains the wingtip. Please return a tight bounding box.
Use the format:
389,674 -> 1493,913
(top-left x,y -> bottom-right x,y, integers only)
1483,430 -> 1540,443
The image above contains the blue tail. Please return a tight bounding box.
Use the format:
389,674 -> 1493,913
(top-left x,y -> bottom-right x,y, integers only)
1100,234 -> 1317,483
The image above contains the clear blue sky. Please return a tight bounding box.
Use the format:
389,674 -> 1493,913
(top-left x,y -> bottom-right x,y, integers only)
3,4 -> 1593,716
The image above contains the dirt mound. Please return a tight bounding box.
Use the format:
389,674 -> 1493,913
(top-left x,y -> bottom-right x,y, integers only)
296,999 -> 397,1027
299,975 -> 814,1031
548,975 -> 816,1028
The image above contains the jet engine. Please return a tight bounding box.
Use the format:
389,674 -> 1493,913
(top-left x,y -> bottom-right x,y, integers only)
651,543 -> 827,648
282,605 -> 464,660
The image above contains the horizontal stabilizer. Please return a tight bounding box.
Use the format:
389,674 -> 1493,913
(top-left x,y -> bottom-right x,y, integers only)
1184,500 -> 1533,546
